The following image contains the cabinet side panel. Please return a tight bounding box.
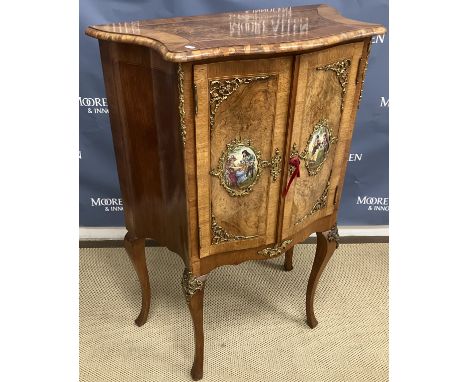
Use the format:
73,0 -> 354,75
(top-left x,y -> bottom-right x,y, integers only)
99,41 -> 189,261
99,41 -> 136,231
331,39 -> 372,212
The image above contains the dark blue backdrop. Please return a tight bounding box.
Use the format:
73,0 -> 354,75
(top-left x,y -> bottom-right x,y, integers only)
79,0 -> 388,227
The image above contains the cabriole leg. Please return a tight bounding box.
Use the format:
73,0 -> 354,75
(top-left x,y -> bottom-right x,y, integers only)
284,246 -> 294,271
124,233 -> 151,327
182,269 -> 208,381
306,226 -> 339,328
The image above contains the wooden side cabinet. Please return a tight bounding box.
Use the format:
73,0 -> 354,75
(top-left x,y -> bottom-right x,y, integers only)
86,5 -> 385,380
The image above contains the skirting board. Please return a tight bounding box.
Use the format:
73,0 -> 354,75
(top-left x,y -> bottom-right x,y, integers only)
79,226 -> 389,247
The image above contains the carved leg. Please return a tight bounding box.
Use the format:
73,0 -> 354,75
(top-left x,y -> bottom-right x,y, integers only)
306,226 -> 339,328
124,233 -> 151,327
284,246 -> 294,271
182,269 -> 208,381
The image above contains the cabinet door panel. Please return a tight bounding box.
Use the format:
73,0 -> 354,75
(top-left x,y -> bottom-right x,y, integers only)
195,57 -> 292,257
282,42 -> 364,238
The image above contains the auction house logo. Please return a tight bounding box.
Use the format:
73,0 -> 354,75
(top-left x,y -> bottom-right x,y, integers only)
79,97 -> 108,114
90,197 -> 123,212
348,153 -> 363,162
356,195 -> 389,211
372,34 -> 386,44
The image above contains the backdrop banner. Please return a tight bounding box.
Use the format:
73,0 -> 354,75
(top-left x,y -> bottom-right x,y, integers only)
79,0 -> 389,227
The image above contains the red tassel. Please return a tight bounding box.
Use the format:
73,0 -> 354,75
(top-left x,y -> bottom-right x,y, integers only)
283,156 -> 300,197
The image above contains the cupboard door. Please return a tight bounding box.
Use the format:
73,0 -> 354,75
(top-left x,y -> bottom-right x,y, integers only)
281,42 -> 364,238
194,57 -> 292,257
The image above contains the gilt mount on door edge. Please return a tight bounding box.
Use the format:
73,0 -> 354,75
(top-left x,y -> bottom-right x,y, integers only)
358,44 -> 372,108
177,64 -> 186,146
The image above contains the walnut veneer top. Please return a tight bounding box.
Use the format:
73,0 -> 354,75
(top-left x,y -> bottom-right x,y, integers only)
86,4 -> 385,62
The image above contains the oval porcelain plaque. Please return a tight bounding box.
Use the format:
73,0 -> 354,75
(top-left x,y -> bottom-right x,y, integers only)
210,139 -> 263,197
303,119 -> 336,176
224,146 -> 258,191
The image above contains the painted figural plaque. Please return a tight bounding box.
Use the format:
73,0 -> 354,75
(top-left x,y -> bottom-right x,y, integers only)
304,119 -> 337,176
224,146 -> 258,190
210,139 -> 261,197
210,138 -> 282,197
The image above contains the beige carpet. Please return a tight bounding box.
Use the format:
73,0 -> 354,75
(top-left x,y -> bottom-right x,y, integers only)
80,243 -> 388,382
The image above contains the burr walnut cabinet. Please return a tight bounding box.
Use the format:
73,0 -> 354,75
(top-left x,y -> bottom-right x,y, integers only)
86,5 -> 385,380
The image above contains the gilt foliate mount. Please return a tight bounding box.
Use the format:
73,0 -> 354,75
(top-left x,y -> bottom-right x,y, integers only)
327,225 -> 340,248
181,269 -> 206,302
211,214 -> 258,245
210,138 -> 282,197
209,75 -> 272,135
295,171 -> 332,226
257,239 -> 292,258
316,58 -> 351,111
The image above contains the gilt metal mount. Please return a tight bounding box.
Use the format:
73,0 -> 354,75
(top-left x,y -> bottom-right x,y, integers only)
211,214 -> 258,244
210,138 -> 281,197
327,225 -> 340,248
258,239 -> 292,258
317,59 -> 351,111
358,44 -> 372,109
295,171 -> 332,226
290,119 -> 337,177
181,269 -> 207,301
209,75 -> 271,135
177,64 -> 186,146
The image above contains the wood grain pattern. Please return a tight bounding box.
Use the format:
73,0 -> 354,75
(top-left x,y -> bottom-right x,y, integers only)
281,41 -> 363,240
99,41 -> 190,263
290,47 -> 342,226
179,62 -> 201,271
86,5 -> 385,63
210,78 -> 275,239
330,39 -> 373,211
194,57 -> 292,258
194,213 -> 335,276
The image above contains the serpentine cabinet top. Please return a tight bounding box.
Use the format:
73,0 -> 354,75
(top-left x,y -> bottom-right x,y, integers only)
85,4 -> 386,62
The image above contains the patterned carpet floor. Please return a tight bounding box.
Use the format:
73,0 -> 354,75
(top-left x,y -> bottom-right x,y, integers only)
80,243 -> 388,382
